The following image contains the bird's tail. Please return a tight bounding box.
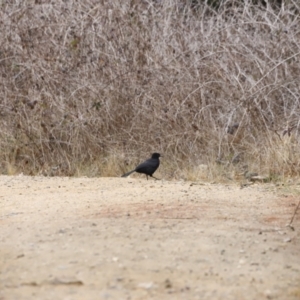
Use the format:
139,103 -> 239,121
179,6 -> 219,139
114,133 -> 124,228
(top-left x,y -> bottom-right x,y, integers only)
121,170 -> 136,177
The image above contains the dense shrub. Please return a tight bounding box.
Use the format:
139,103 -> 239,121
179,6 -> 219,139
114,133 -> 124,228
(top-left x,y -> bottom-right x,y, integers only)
1,0 -> 300,179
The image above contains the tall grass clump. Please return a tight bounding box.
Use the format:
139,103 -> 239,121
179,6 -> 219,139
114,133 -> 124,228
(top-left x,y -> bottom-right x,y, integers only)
0,0 -> 300,180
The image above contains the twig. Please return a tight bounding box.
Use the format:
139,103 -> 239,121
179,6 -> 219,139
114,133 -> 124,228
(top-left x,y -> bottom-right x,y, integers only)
287,199 -> 300,230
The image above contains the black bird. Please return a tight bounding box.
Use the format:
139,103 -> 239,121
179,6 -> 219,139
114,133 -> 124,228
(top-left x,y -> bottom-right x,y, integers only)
121,153 -> 161,180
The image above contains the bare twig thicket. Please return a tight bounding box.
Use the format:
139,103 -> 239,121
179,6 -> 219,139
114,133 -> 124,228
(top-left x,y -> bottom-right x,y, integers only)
0,0 -> 300,180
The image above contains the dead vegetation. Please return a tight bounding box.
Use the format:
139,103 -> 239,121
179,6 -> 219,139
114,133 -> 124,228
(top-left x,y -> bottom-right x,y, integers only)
0,0 -> 300,180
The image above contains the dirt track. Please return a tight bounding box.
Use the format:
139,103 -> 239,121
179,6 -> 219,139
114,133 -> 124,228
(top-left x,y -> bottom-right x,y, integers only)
0,175 -> 299,300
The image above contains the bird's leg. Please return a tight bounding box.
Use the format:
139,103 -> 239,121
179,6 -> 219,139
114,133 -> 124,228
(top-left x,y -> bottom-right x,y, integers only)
151,175 -> 160,180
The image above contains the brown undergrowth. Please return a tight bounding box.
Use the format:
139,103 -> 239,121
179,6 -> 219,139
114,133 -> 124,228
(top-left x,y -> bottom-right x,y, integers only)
1,1 -> 300,180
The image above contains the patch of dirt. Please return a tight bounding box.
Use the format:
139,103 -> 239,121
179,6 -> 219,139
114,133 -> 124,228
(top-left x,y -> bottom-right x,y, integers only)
0,175 -> 299,299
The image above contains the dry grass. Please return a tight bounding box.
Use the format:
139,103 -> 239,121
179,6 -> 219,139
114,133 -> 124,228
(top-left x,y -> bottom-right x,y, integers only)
1,0 -> 300,181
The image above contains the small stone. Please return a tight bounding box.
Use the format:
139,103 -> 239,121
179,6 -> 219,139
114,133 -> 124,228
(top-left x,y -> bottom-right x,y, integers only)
137,282 -> 154,289
285,265 -> 292,269
250,175 -> 269,183
165,279 -> 172,289
264,289 -> 273,299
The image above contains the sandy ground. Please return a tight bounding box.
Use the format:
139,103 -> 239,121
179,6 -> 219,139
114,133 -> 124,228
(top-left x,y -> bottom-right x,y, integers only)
0,175 -> 299,300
